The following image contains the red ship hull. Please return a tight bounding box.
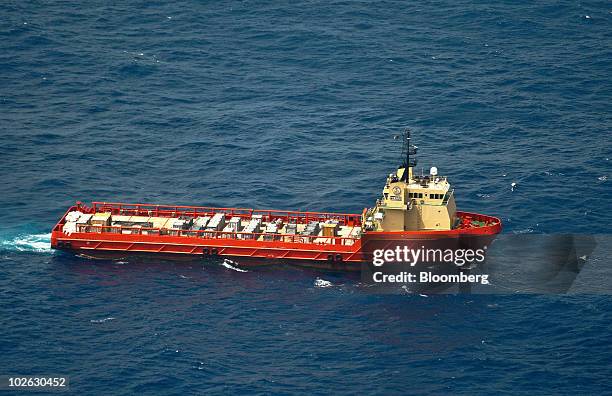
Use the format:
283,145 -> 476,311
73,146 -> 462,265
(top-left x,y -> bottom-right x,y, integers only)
51,202 -> 502,270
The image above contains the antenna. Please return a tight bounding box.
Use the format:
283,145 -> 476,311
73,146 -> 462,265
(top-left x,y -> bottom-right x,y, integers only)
398,128 -> 418,181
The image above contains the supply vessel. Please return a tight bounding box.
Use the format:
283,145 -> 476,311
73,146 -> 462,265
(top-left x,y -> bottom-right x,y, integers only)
51,130 -> 502,270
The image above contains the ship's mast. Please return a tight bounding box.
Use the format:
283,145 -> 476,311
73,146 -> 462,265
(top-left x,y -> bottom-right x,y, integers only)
399,128 -> 417,182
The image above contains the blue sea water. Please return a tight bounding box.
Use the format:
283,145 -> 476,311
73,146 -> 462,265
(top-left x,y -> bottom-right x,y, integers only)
1,1 -> 611,394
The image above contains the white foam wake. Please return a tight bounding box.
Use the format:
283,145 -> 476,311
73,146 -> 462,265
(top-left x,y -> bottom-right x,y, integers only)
0,233 -> 52,253
314,278 -> 333,288
90,317 -> 115,323
221,259 -> 248,272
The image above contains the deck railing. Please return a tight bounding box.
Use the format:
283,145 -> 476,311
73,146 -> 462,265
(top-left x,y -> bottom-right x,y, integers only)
87,201 -> 362,226
73,224 -> 360,246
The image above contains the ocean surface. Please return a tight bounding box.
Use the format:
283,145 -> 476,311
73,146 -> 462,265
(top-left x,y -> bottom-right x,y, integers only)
1,1 -> 611,394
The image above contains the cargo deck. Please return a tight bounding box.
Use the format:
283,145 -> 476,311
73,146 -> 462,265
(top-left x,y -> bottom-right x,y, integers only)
51,202 -> 368,266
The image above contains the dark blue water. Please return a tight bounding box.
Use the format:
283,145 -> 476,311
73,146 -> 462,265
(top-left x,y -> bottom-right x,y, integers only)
1,1 -> 611,394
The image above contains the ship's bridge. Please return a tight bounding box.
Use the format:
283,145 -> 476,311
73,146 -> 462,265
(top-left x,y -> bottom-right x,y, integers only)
363,130 -> 458,232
